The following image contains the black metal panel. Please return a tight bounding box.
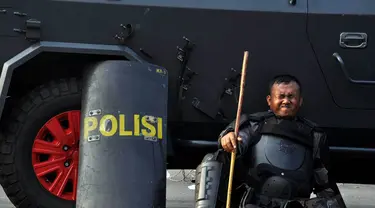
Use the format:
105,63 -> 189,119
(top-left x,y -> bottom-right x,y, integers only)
0,0 -> 12,7
17,0 -> 309,121
0,8 -> 25,37
308,0 -> 375,109
51,0 -> 308,12
76,60 -> 168,208
0,37 -> 28,65
307,0 -> 375,15
2,0 -> 375,130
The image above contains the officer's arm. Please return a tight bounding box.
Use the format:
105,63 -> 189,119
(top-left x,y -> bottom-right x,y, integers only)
217,114 -> 246,149
217,118 -> 255,158
217,114 -> 249,141
314,132 -> 339,194
314,132 -> 347,207
217,127 -> 253,159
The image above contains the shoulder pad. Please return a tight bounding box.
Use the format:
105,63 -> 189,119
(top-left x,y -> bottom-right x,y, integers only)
298,117 -> 325,132
298,117 -> 317,128
247,110 -> 274,122
220,111 -> 272,136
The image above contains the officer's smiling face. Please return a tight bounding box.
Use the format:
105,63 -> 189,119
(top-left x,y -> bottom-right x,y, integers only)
266,81 -> 303,118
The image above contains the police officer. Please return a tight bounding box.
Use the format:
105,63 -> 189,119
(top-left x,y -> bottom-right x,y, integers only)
194,75 -> 346,208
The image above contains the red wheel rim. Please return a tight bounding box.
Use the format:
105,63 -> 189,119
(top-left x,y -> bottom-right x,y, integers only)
32,110 -> 81,201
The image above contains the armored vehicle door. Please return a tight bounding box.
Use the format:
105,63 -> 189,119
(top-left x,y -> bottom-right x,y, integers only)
307,1 -> 375,109
174,0 -> 312,121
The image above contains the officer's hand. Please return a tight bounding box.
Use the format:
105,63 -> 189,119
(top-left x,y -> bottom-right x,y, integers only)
220,132 -> 242,152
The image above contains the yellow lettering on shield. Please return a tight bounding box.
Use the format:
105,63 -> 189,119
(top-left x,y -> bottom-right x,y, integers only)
84,117 -> 98,139
83,113 -> 164,140
157,117 -> 163,139
141,116 -> 156,137
99,115 -> 118,137
134,114 -> 140,136
119,114 -> 132,136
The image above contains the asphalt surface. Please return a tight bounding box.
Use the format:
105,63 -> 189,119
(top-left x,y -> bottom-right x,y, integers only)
0,170 -> 373,208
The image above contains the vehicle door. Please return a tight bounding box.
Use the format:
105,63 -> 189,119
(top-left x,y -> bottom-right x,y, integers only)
307,0 -> 375,109
179,0 -> 312,120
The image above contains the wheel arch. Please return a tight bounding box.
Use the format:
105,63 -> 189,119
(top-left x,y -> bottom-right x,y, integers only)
0,41 -> 146,122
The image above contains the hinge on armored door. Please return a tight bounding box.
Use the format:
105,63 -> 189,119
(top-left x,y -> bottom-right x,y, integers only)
14,19 -> 41,41
25,19 -> 41,41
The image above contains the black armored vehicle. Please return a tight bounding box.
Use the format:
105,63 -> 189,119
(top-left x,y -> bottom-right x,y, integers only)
0,0 -> 375,207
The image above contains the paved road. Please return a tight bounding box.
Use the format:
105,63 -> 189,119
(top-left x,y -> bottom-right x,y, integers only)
0,170 -> 373,208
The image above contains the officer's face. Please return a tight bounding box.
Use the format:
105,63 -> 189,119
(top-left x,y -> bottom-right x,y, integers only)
266,81 -> 303,118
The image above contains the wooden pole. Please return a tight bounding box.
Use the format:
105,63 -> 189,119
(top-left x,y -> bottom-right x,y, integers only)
226,51 -> 249,208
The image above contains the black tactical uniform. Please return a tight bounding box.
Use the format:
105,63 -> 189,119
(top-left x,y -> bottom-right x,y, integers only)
194,111 -> 346,208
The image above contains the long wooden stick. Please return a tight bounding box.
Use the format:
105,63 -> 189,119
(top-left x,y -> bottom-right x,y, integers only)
226,51 -> 249,208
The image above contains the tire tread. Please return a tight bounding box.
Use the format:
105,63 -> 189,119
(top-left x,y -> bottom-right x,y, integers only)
0,77 -> 81,208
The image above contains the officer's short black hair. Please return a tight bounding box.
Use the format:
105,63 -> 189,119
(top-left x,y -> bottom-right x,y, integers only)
268,74 -> 302,95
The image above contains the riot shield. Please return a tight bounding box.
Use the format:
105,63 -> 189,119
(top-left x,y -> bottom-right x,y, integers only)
76,60 -> 168,208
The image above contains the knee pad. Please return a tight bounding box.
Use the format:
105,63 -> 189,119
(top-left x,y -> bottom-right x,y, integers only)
195,153 -> 223,208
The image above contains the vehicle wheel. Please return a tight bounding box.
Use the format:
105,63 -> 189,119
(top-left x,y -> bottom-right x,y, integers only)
0,78 -> 82,208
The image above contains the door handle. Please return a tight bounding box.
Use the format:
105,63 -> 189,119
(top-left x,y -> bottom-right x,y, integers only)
339,32 -> 367,49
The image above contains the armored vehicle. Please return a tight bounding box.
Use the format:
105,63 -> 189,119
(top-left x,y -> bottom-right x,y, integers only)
0,0 -> 375,207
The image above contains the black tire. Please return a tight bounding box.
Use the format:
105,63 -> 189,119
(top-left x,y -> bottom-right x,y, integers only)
0,78 -> 82,208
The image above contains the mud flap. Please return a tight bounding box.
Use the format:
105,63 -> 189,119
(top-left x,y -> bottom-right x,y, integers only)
76,60 -> 168,208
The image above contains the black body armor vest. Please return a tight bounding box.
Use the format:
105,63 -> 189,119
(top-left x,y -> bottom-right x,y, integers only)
248,116 -> 314,200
